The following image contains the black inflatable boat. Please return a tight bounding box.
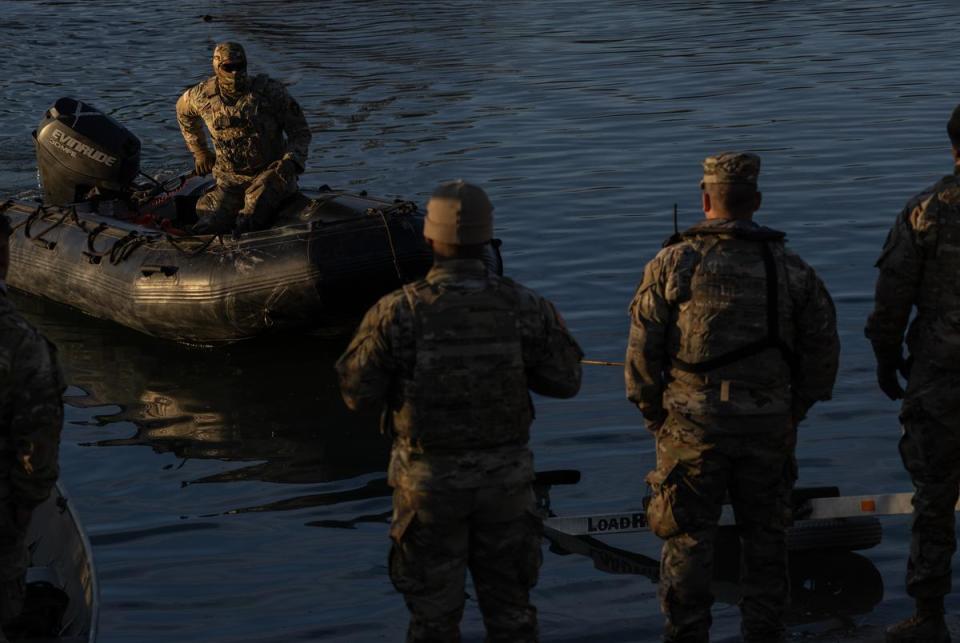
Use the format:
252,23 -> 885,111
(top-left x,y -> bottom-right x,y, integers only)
4,98 -> 480,344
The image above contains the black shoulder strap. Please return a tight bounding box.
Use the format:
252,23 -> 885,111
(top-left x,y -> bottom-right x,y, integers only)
671,241 -> 797,374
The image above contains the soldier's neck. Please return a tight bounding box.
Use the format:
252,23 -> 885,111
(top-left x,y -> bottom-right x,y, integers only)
704,211 -> 754,222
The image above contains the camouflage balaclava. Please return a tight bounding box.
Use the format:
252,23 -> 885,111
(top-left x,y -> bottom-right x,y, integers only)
212,42 -> 248,96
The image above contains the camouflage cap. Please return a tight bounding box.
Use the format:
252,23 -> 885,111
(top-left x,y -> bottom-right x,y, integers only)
701,152 -> 761,187
424,180 -> 494,245
212,42 -> 246,67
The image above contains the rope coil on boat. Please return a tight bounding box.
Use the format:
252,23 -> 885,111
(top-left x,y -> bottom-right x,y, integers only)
9,199 -> 226,265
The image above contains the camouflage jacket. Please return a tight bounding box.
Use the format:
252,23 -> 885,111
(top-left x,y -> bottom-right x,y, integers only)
865,168 -> 960,368
176,74 -> 311,180
626,219 -> 839,427
0,291 -> 65,511
336,259 -> 583,491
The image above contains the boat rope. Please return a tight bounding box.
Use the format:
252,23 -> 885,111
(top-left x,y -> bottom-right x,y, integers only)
24,205 -> 72,247
371,207 -> 405,283
8,198 -> 223,264
108,231 -> 153,265
83,222 -> 112,261
164,232 -> 221,257
581,359 -> 625,367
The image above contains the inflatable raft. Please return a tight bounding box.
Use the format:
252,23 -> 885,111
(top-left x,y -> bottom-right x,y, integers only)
4,181 -> 438,344
5,97 -> 479,344
7,483 -> 98,642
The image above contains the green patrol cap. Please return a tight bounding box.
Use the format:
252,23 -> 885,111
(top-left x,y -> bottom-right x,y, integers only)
701,152 -> 761,188
424,180 -> 494,245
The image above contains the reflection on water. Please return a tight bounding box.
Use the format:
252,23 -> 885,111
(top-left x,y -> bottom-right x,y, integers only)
544,526 -> 884,628
13,291 -> 388,488
4,0 -> 959,639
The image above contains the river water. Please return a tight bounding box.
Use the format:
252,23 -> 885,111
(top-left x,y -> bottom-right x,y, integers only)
2,1 -> 958,641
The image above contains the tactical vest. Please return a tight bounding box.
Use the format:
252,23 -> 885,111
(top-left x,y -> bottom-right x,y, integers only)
664,224 -> 797,415
200,75 -> 283,176
391,274 -> 533,452
912,181 -> 960,364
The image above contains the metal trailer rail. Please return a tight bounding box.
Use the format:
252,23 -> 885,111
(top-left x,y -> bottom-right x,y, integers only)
544,491 -> 924,537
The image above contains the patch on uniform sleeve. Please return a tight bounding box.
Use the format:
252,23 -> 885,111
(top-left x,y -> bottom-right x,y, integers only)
938,185 -> 960,205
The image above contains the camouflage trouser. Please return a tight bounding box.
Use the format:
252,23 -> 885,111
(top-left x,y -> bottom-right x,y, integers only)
645,413 -> 795,643
195,166 -> 298,234
389,484 -> 542,643
899,362 -> 960,600
0,503 -> 28,629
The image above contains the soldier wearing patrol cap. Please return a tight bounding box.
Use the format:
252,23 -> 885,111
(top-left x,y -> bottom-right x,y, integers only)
625,153 -> 839,642
0,213 -> 65,641
866,104 -> 960,643
336,180 -> 583,643
176,41 -> 312,234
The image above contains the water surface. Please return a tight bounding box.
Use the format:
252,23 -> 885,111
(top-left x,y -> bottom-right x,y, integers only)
2,1 -> 957,640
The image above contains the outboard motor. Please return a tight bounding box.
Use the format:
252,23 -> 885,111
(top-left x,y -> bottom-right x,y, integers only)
34,97 -> 140,205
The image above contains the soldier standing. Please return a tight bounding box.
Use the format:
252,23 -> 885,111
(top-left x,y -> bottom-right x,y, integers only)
625,153 -> 839,643
865,105 -> 960,643
336,180 -> 583,643
176,41 -> 311,234
0,213 -> 65,642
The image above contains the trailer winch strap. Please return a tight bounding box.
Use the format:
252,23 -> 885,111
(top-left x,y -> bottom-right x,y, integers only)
544,491 -> 941,537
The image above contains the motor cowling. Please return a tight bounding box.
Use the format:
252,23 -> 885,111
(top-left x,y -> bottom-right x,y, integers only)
34,97 -> 141,205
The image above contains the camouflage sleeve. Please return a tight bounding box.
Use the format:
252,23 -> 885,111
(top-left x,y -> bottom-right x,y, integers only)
523,297 -> 583,399
273,82 -> 311,172
335,292 -> 407,412
625,252 -> 670,428
864,202 -> 928,361
786,253 -> 840,417
175,85 -> 211,156
8,332 -> 65,510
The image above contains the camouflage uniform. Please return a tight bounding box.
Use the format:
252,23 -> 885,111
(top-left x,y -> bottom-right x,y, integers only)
176,43 -> 311,233
336,258 -> 583,643
865,166 -> 960,605
0,286 -> 65,631
626,153 -> 839,642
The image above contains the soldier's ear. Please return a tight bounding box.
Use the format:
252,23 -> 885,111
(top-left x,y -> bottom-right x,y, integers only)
701,191 -> 711,215
754,191 -> 762,213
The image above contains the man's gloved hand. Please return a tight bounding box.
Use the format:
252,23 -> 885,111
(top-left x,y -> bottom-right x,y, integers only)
877,354 -> 906,401
234,215 -> 254,236
193,149 -> 216,176
642,407 -> 668,434
271,156 -> 301,181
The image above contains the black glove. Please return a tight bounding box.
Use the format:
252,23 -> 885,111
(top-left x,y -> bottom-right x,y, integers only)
642,407 -> 667,434
193,149 -> 216,176
234,215 -> 254,236
271,156 -> 301,181
876,356 -> 905,401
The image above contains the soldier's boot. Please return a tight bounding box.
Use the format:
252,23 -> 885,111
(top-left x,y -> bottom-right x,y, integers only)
886,597 -> 950,642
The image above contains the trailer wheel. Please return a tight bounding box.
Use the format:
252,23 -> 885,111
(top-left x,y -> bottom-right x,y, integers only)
787,516 -> 883,552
